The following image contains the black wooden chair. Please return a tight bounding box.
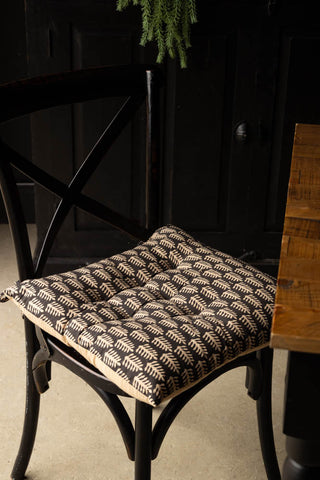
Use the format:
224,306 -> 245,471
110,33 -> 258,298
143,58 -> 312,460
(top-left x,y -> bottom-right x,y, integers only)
0,65 -> 280,480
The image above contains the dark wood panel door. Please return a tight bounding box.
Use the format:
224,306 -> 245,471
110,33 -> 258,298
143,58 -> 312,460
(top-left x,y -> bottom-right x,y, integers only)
164,0 -> 278,259
23,0 -> 320,274
164,0 -> 320,267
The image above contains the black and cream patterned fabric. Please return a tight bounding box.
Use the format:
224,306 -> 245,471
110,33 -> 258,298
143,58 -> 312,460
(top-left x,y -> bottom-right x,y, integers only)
0,225 -> 276,406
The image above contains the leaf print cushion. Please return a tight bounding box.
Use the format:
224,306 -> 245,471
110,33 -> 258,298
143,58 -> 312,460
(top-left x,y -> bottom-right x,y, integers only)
0,225 -> 276,406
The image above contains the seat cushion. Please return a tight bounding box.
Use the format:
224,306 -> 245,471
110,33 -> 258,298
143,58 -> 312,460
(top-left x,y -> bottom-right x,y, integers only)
0,225 -> 276,406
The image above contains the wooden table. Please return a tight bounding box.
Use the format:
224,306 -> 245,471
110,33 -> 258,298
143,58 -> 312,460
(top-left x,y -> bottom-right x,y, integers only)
271,123 -> 320,479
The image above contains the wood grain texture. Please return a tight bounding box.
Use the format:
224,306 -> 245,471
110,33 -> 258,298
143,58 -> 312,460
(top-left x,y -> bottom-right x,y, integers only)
271,124 -> 320,353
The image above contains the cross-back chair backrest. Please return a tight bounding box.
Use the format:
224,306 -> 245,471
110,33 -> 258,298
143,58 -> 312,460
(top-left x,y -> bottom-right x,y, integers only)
0,65 -> 162,282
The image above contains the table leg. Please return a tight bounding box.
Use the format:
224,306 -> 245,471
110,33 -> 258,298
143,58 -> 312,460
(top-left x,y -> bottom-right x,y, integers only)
282,352 -> 320,480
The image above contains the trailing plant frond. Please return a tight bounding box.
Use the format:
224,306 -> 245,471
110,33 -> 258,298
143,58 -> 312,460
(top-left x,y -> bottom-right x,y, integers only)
116,0 -> 197,68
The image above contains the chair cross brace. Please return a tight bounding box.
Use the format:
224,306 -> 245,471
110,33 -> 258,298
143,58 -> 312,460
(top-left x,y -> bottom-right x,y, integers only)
0,140 -> 149,244
1,92 -> 148,281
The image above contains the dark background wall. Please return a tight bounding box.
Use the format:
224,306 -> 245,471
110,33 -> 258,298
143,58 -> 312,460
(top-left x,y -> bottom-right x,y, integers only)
0,1 -> 27,83
2,0 -> 320,277
0,1 -> 33,223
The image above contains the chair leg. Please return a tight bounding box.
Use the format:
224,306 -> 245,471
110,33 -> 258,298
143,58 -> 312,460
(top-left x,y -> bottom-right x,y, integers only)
134,401 -> 152,480
11,323 -> 41,480
256,348 -> 281,480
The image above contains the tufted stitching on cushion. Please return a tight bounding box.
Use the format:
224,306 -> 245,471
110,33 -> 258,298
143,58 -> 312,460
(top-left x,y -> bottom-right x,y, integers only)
0,225 -> 276,406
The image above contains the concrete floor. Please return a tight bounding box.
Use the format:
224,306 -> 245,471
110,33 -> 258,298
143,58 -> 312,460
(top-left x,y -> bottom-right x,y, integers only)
0,224 -> 287,480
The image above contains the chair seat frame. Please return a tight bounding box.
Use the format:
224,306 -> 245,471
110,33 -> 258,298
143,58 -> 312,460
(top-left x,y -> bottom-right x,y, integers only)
0,65 -> 280,480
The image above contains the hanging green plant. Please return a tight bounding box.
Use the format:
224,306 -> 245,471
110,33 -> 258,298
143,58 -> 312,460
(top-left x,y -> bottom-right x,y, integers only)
116,0 -> 197,68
